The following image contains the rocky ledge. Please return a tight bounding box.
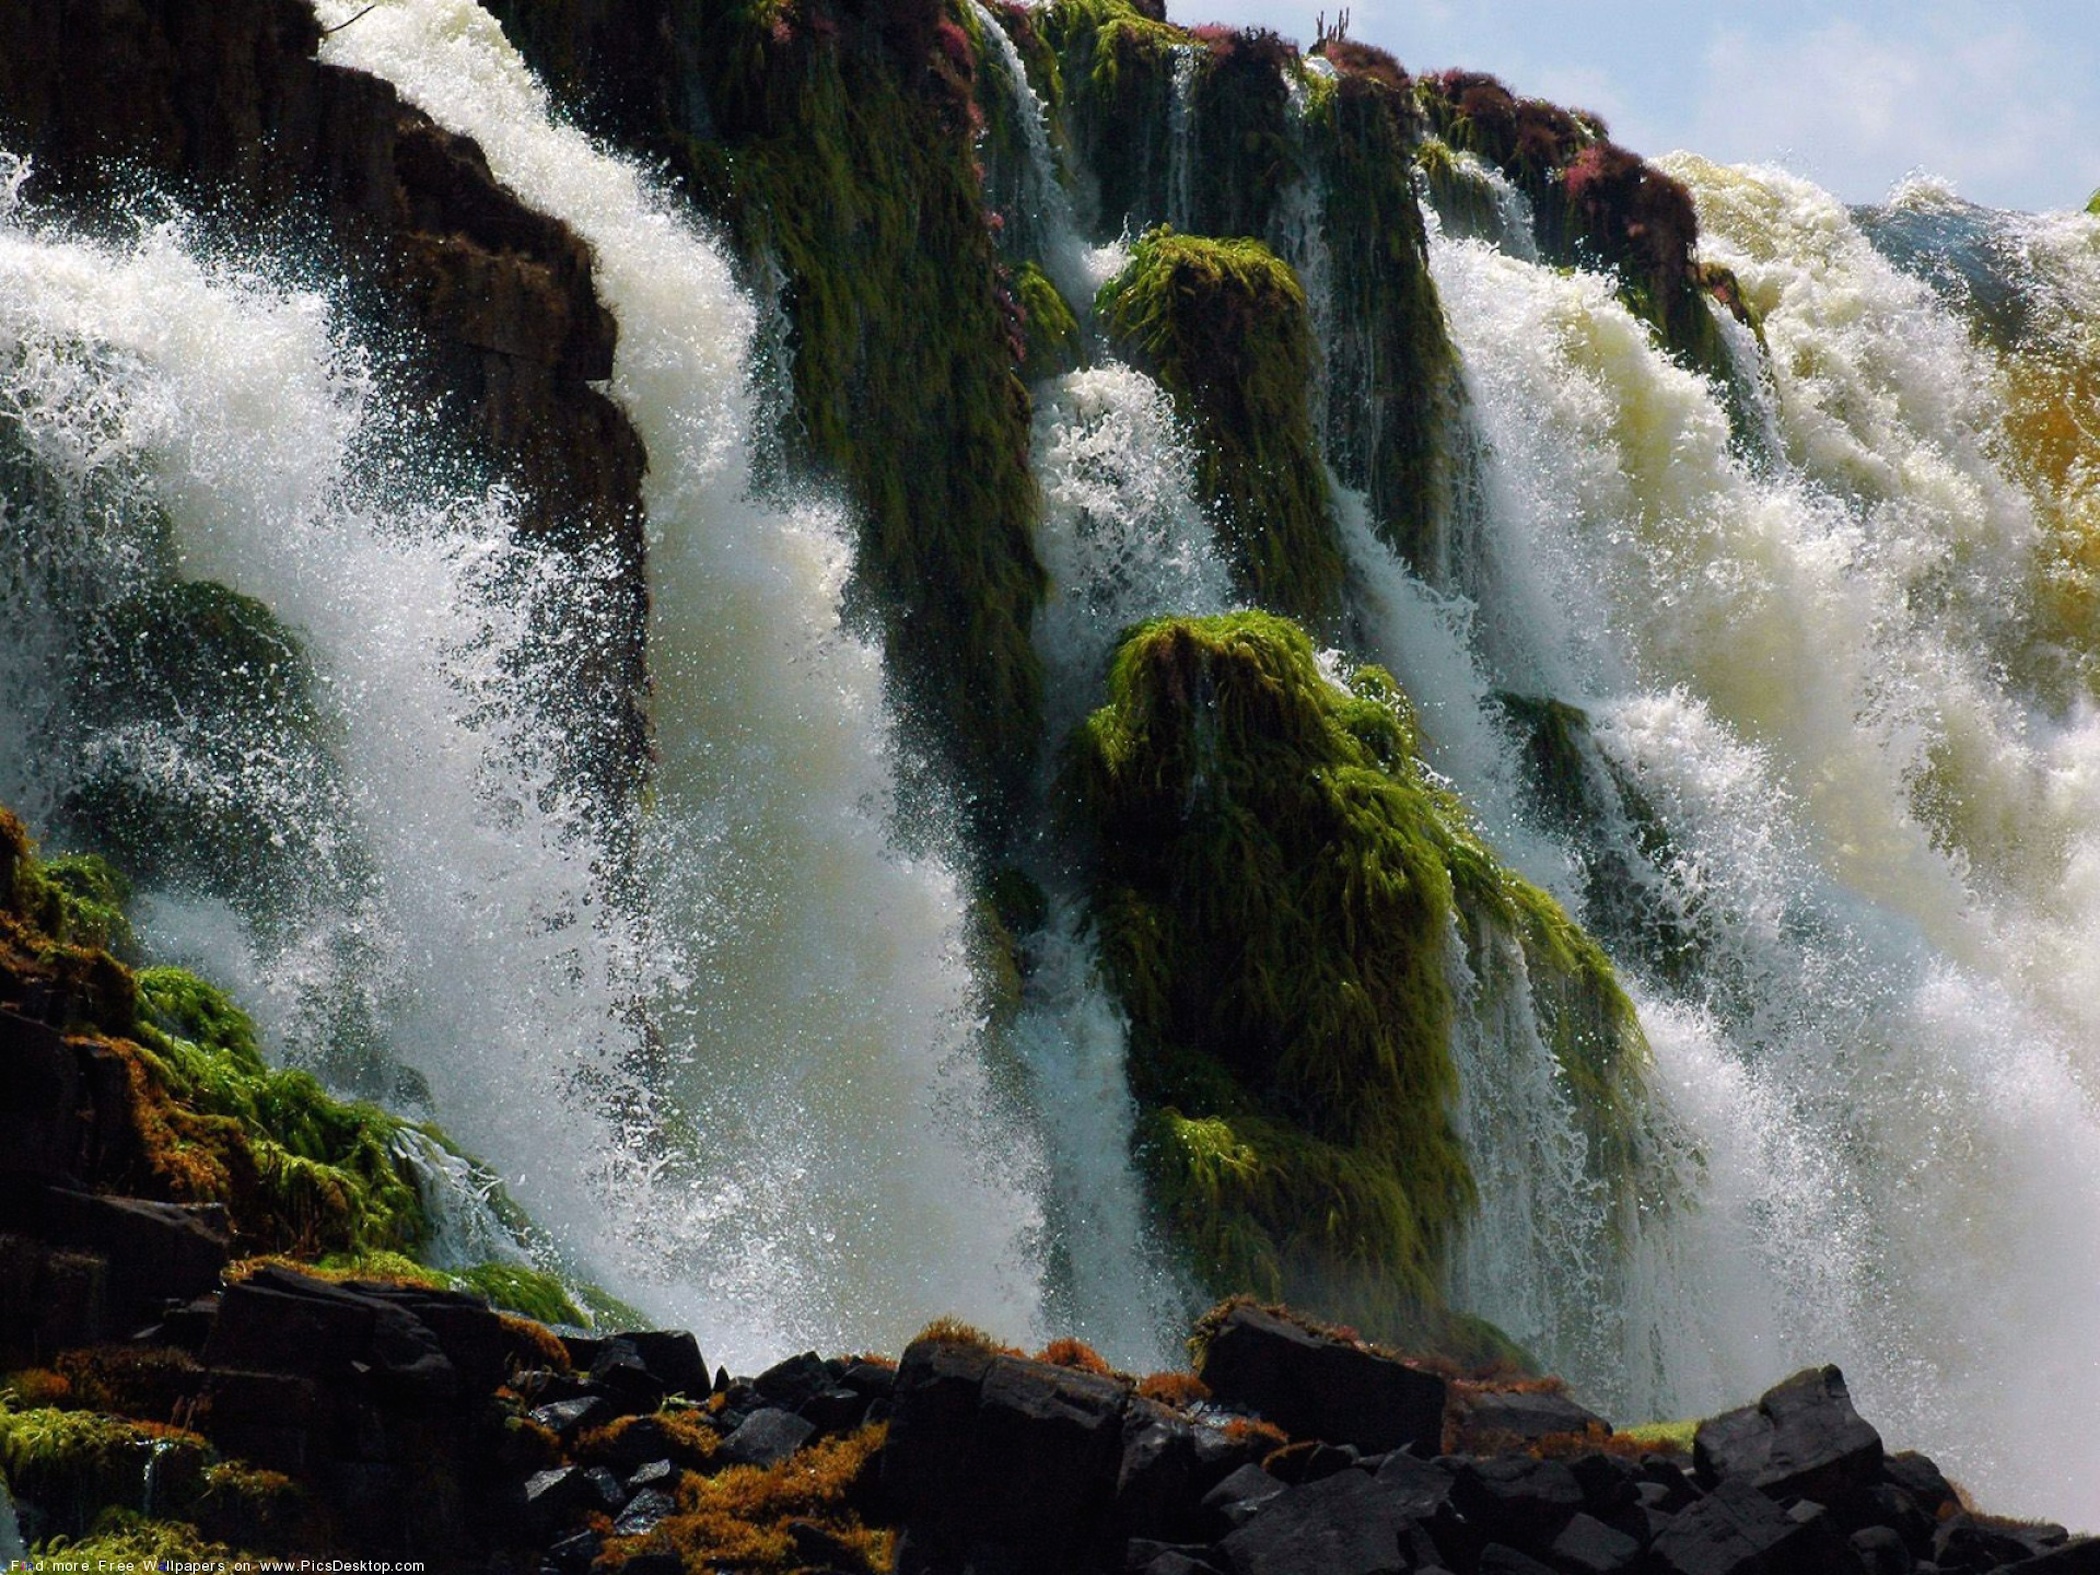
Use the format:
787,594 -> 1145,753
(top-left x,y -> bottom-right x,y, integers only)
3,1256 -> 2092,1573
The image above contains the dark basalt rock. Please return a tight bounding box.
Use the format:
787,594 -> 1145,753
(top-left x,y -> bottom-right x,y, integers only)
1649,1474 -> 1811,1575
1216,1469 -> 1415,1575
0,0 -> 649,810
1694,1365 -> 1882,1505
1201,1464 -> 1289,1532
1451,1455 -> 1586,1551
1550,1511 -> 1644,1574
1457,1387 -> 1609,1445
721,1406 -> 818,1468
1197,1304 -> 1446,1454
886,1338 -> 1133,1570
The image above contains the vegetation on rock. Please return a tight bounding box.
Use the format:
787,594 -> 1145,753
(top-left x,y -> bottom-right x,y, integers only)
488,0 -> 1050,838
1099,231 -> 1340,623
1066,613 -> 1647,1347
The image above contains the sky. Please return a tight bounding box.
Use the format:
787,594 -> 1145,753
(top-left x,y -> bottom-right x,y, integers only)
1160,0 -> 2100,213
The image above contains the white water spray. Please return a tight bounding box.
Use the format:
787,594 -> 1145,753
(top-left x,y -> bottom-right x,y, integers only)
318,0 -> 1049,1361
1419,163 -> 2100,1518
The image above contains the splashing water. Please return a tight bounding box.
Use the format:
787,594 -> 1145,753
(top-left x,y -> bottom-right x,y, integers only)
1419,160 -> 2100,1518
315,0 -> 1052,1361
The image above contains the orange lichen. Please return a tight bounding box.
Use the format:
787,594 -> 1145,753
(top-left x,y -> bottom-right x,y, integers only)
603,1424 -> 891,1573
1035,1338 -> 1114,1375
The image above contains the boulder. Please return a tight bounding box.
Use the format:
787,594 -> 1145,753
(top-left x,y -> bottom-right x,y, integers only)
1216,1469 -> 1412,1575
1548,1513 -> 1643,1575
1202,1464 -> 1288,1531
885,1339 -> 1133,1568
621,1329 -> 710,1399
1451,1457 -> 1586,1550
721,1407 -> 817,1468
1196,1305 -> 1445,1454
1694,1367 -> 1880,1505
1457,1388 -> 1608,1444
1648,1475 -> 1810,1575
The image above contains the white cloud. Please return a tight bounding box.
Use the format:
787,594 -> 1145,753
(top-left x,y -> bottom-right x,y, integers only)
1690,9 -> 2094,210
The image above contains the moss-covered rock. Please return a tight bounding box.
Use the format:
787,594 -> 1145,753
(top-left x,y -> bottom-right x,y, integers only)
1301,46 -> 1462,571
1036,0 -> 1191,232
1416,70 -> 1740,391
0,1404 -> 307,1554
66,579 -> 357,913
486,0 -> 1049,839
1066,613 -> 1647,1345
1099,231 -> 1339,622
1013,260 -> 1083,380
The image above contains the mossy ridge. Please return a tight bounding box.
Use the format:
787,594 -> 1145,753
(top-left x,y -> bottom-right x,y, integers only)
4,817 -> 610,1316
1068,614 -> 1648,1346
1414,70 -> 1747,394
1036,0 -> 1191,232
0,1404 -> 304,1555
1488,692 -> 1712,1003
1300,44 -> 1463,571
1012,259 -> 1082,381
487,0 -> 1048,843
1098,231 -> 1341,624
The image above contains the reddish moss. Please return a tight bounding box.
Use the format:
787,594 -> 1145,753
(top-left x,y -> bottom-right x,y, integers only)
1035,1338 -> 1114,1375
1135,1370 -> 1211,1409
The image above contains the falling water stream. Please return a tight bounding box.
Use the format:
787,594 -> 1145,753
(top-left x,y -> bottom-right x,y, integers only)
6,0 -> 2100,1518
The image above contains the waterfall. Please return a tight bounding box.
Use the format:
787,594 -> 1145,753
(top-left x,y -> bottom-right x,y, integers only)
309,0 -> 1052,1361
1418,165 -> 2100,1518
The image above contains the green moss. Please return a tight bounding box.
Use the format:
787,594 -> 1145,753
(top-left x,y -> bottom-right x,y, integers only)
1067,613 -> 1471,1337
1068,614 -> 1648,1346
490,0 -> 1051,839
1036,0 -> 1189,231
31,1507 -> 237,1562
1012,261 -> 1081,380
454,1263 -> 588,1327
1099,231 -> 1340,623
1489,692 -> 1706,995
1301,68 -> 1462,571
0,1406 -> 303,1555
130,966 -> 429,1259
1185,30 -> 1300,241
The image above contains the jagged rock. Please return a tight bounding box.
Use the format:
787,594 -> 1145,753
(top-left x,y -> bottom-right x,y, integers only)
530,1396 -> 612,1439
1695,1366 -> 1881,1504
620,1329 -> 710,1398
625,1459 -> 676,1495
1649,1475 -> 1811,1575
1196,1305 -> 1445,1454
543,1529 -> 602,1575
1451,1456 -> 1586,1549
614,1487 -> 679,1537
2003,1538 -> 2100,1573
1550,1512 -> 1643,1574
1457,1388 -> 1609,1443
885,1338 -> 1131,1567
1215,1469 -> 1412,1575
1852,1525 -> 1913,1575
1116,1400 -> 1205,1543
1934,1514 -> 2064,1572
1477,1546 -> 1558,1575
522,1466 -> 592,1537
1202,1464 -> 1289,1531
1883,1452 -> 1960,1519
721,1406 -> 817,1468
589,1336 -> 669,1414
2,1184 -> 230,1331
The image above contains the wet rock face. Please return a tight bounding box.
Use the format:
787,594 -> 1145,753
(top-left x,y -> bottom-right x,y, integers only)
0,0 -> 650,803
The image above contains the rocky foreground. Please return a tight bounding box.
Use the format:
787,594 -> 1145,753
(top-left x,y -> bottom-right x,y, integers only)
2,1209 -> 2093,1575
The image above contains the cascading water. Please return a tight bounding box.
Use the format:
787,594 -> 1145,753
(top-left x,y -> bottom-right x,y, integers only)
1413,156 -> 2100,1517
311,0 -> 1054,1361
